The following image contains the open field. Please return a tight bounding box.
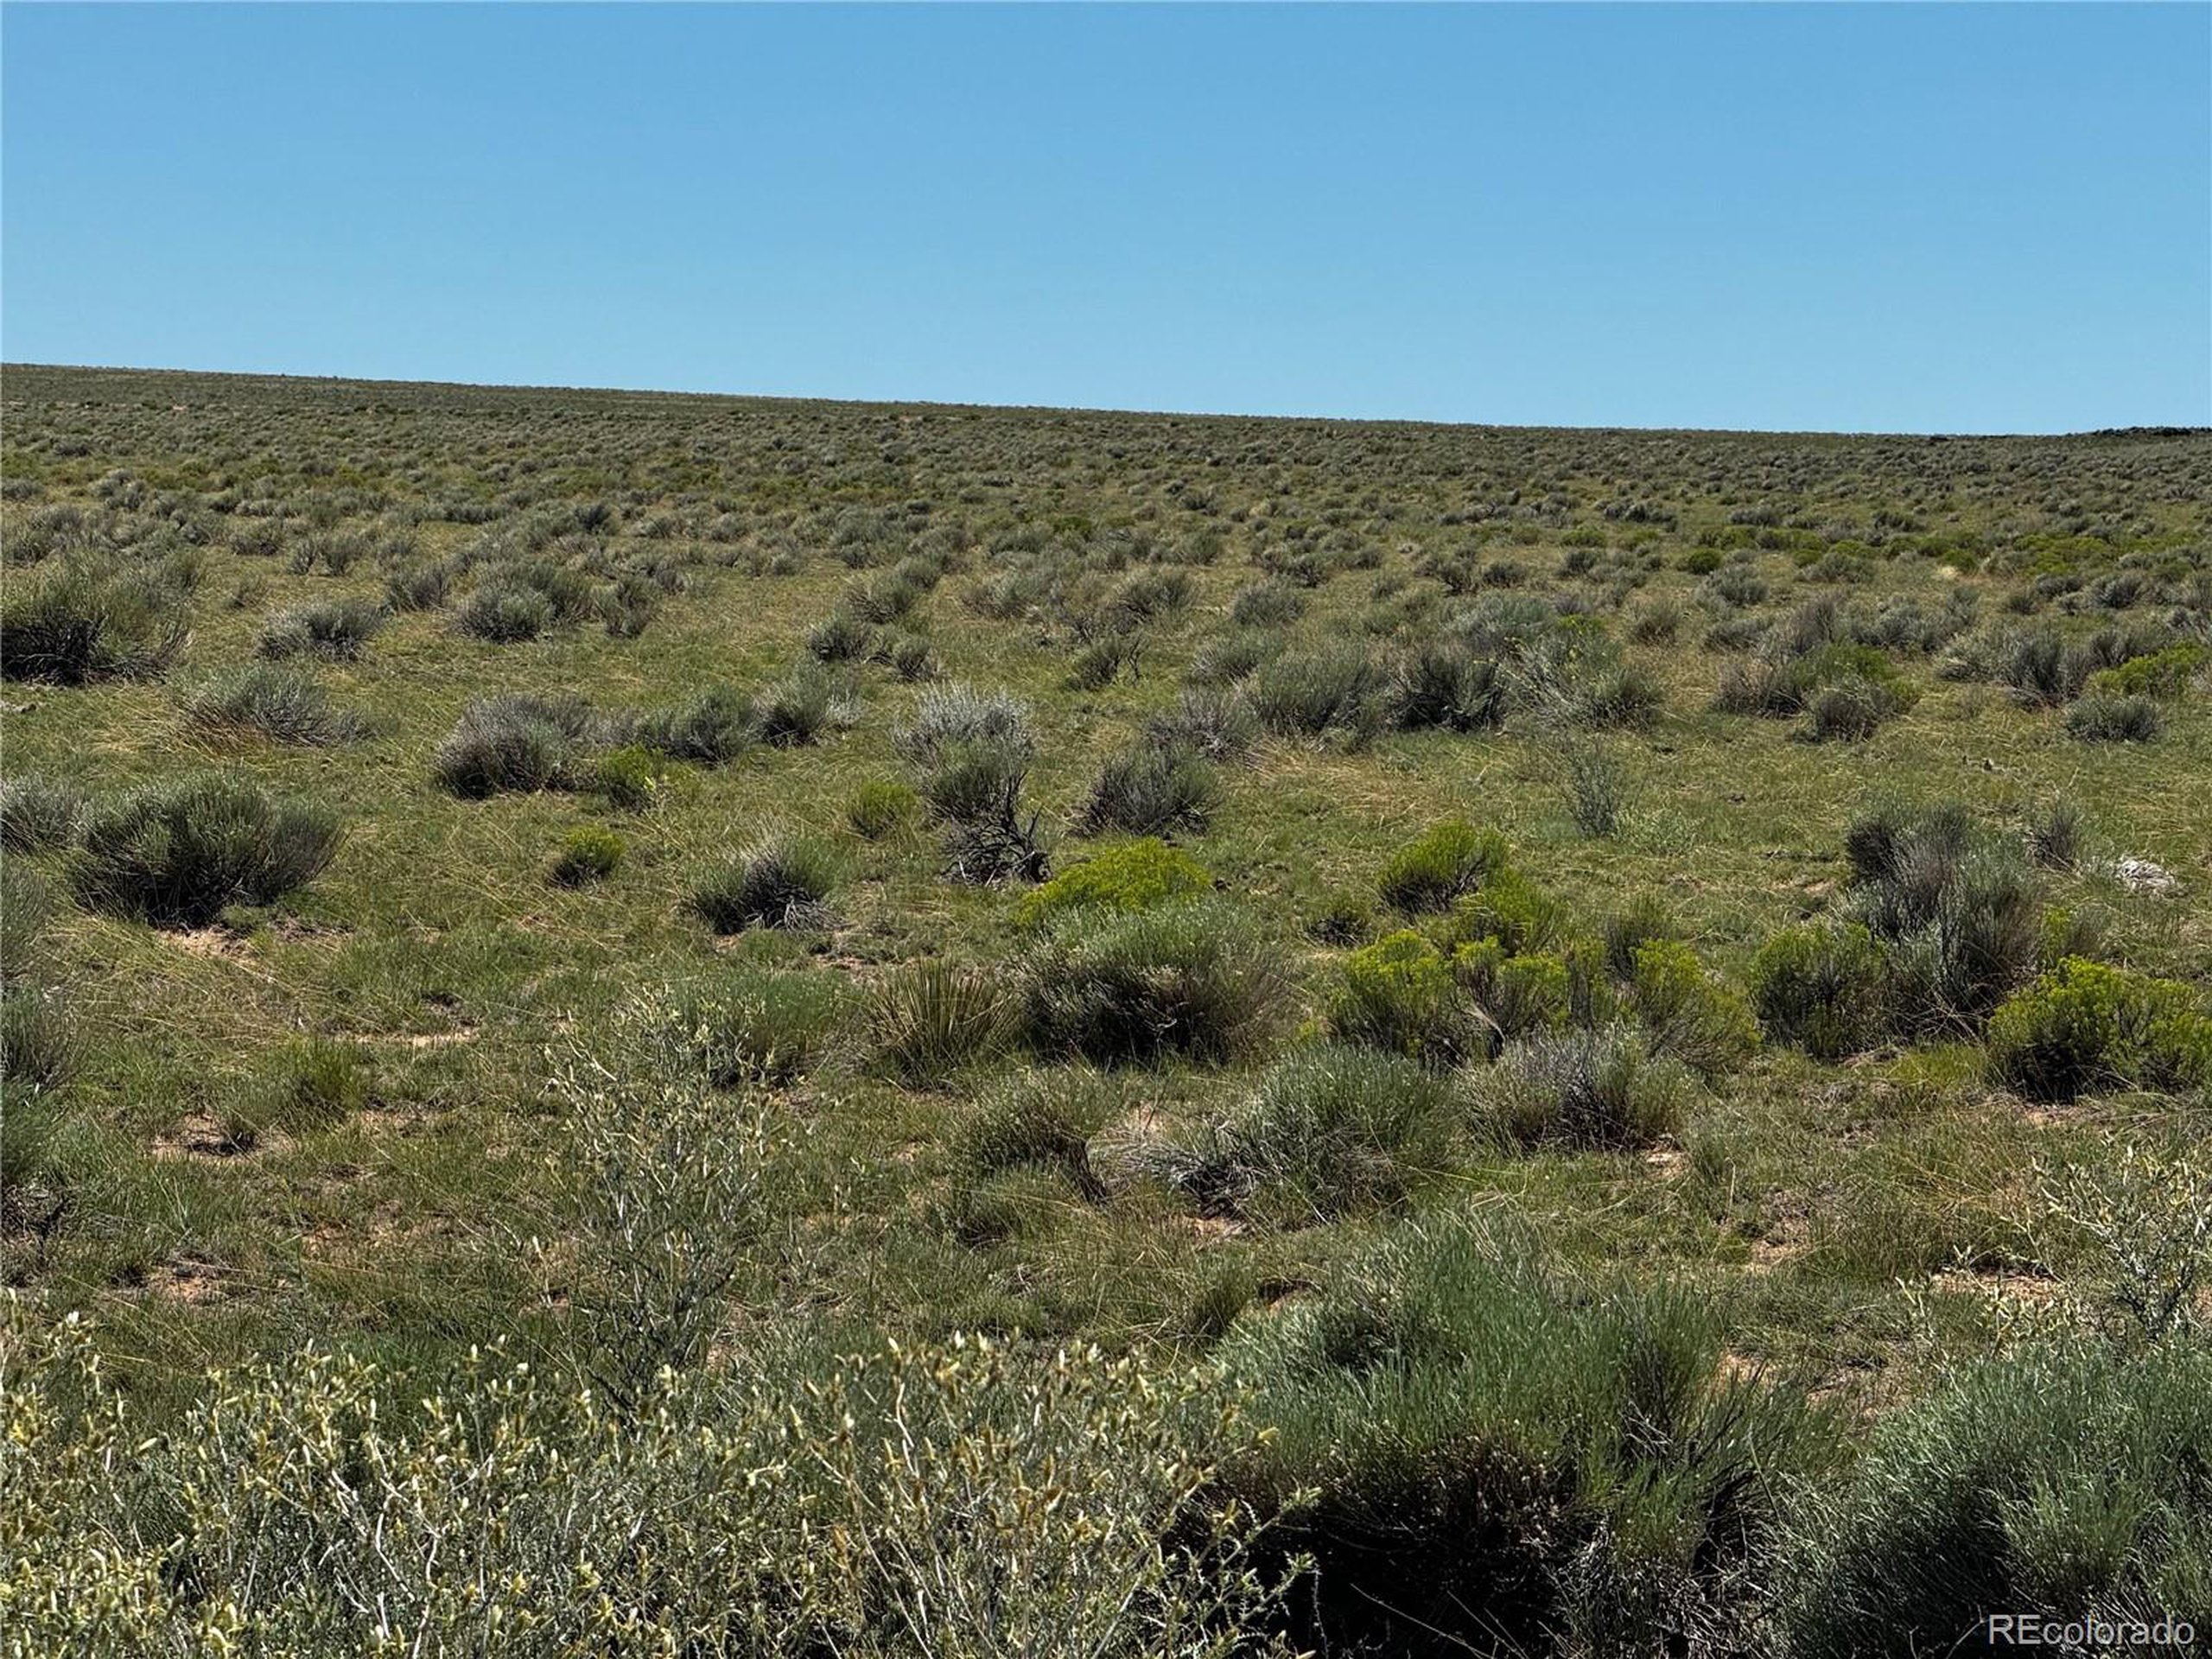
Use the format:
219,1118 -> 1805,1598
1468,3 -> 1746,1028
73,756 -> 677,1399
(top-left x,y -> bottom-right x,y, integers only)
3,363 -> 2209,1655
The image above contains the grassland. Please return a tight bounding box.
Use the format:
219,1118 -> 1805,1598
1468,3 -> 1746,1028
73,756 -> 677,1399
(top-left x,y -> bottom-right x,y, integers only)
3,363 -> 2209,1655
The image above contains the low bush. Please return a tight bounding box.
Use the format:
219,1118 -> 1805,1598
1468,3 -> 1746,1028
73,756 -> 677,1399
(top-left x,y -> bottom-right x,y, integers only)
753,663 -> 848,747
1217,1218 -> 1828,1656
1198,1046 -> 1459,1221
592,745 -> 661,812
1750,923 -> 1891,1059
181,663 -> 362,746
0,556 -> 189,683
1562,742 -> 1633,835
667,969 -> 848,1086
1789,1339 -> 2212,1659
1376,819 -> 1510,914
1328,930 -> 1487,1067
0,775 -> 86,854
257,598 -> 387,661
1477,1024 -> 1696,1148
1389,639 -> 1504,732
955,1069 -> 1119,1195
2064,691 -> 2162,743
894,683 -> 1034,772
848,780 -> 919,840
1144,686 -> 1258,763
1077,743 -> 1217,837
455,580 -> 556,642
1026,899 -> 1284,1065
432,695 -> 598,798
76,774 -> 342,925
0,862 -> 55,981
1249,644 -> 1383,740
1014,838 -> 1211,930
1443,866 -> 1566,957
1,982 -> 73,1112
550,826 -> 625,887
688,835 -> 842,933
868,960 -> 1020,1084
1600,893 -> 1676,980
638,684 -> 755,765
1458,942 -> 1573,1038
2085,641 -> 2207,699
1986,958 -> 2212,1101
1629,940 -> 1758,1077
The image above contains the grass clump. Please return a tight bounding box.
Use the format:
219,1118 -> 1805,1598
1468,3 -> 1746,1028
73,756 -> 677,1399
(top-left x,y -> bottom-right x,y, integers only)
549,826 -> 625,887
1376,819 -> 1510,915
1986,958 -> 2212,1102
955,1069 -> 1119,1196
667,969 -> 848,1085
688,835 -> 842,932
76,774 -> 342,926
0,775 -> 86,854
431,695 -> 599,798
1389,639 -> 1504,732
847,780 -> 919,840
1198,1046 -> 1459,1222
181,663 -> 362,746
1026,899 -> 1284,1066
637,684 -> 755,765
2064,690 -> 2162,743
868,960 -> 1020,1085
1750,923 -> 1891,1059
1014,838 -> 1211,931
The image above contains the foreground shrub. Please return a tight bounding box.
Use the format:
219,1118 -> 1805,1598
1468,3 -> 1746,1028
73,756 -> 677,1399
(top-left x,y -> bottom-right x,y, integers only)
0,774 -> 85,854
1986,958 -> 2212,1102
667,968 -> 848,1085
955,1069 -> 1120,1197
1477,1024 -> 1695,1149
0,556 -> 188,683
752,662 -> 849,747
848,779 -> 919,840
1389,639 -> 1504,732
868,960 -> 1020,1084
181,663 -> 362,746
1249,644 -> 1383,740
1218,1218 -> 1829,1656
638,683 -> 755,765
2,1313 -> 1290,1658
1788,1340 -> 2212,1659
1027,899 -> 1284,1065
1328,930 -> 1488,1067
2064,690 -> 2162,743
76,774 -> 341,925
689,836 -> 842,932
1629,941 -> 1758,1077
1376,819 -> 1510,914
1014,838 -> 1211,930
431,695 -> 599,798
1750,923 -> 1891,1059
1197,1046 -> 1459,1221
1077,744 -> 1218,837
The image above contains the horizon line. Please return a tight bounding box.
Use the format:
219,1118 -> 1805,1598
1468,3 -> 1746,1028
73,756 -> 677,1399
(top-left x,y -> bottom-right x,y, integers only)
6,359 -> 2205,445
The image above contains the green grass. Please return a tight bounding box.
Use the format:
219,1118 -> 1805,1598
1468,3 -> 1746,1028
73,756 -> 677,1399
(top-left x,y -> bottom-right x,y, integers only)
2,364 -> 2209,1652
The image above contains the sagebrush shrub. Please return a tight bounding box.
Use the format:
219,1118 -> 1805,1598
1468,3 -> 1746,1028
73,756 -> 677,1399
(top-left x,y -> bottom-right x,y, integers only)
432,695 -> 597,798
257,598 -> 387,661
1077,744 -> 1217,837
1249,645 -> 1382,739
753,663 -> 848,747
76,773 -> 342,925
956,1069 -> 1119,1195
1026,899 -> 1284,1065
455,580 -> 556,642
1143,687 -> 1257,763
0,556 -> 189,683
2064,690 -> 2162,742
1389,639 -> 1504,732
1478,1024 -> 1696,1149
688,835 -> 842,932
181,663 -> 361,746
639,684 -> 755,765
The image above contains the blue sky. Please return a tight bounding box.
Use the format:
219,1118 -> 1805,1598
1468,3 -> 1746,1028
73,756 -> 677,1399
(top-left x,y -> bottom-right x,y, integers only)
3,3 -> 2206,433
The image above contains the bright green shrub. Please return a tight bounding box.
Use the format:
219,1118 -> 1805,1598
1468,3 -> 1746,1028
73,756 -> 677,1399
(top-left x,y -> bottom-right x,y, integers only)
1376,819 -> 1510,914
76,774 -> 342,926
1441,865 -> 1563,955
592,745 -> 661,812
1751,923 -> 1891,1059
550,826 -> 625,887
848,780 -> 919,840
1327,930 -> 1482,1066
2085,642 -> 2208,699
1014,838 -> 1211,931
1789,1340 -> 2212,1659
1630,940 -> 1758,1077
1986,958 -> 2212,1102
1025,899 -> 1284,1065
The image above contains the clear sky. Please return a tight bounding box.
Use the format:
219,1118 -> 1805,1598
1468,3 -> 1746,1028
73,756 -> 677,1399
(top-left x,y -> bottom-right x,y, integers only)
3,3 -> 2207,434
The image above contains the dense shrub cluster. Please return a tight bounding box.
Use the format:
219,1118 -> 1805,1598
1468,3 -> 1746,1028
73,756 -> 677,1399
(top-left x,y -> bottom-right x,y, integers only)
75,773 -> 342,925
